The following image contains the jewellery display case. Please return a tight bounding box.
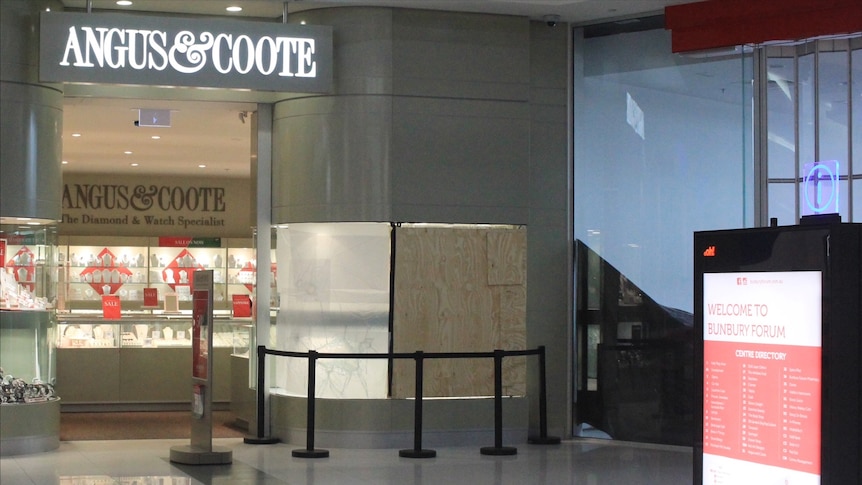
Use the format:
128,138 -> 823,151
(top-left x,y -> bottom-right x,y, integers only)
55,316 -> 247,409
56,317 -> 240,350
232,323 -> 252,358
57,236 -> 266,313
2,226 -> 59,311
0,310 -> 61,455
1,223 -> 61,456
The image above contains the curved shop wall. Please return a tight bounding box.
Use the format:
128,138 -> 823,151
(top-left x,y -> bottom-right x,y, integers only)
269,7 -> 569,445
0,0 -> 64,222
0,0 -> 64,457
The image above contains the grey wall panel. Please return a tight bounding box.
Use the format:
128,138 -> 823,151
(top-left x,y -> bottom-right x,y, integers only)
390,97 -> 530,224
524,20 -> 570,438
0,83 -> 64,220
529,22 -> 569,91
272,95 -> 393,223
285,7 -> 394,97
529,115 -> 569,210
391,10 -> 529,101
0,0 -> 63,84
0,0 -> 64,221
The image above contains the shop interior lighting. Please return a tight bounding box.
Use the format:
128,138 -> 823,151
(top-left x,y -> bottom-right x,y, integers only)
116,1 -> 133,6
71,133 -> 81,137
226,6 -> 242,12
198,164 -> 207,168
151,135 -> 160,140
124,151 -> 133,155
0,216 -> 55,226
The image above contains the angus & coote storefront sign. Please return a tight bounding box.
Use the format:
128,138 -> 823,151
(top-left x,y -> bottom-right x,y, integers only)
40,12 -> 332,92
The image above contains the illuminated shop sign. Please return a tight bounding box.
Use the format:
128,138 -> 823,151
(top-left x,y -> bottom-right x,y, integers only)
39,12 -> 332,92
802,160 -> 840,216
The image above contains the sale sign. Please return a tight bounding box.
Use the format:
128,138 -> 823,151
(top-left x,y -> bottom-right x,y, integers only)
143,287 -> 159,307
102,294 -> 121,319
232,294 -> 252,317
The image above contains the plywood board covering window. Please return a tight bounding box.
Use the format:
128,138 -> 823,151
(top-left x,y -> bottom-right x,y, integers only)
392,225 -> 527,398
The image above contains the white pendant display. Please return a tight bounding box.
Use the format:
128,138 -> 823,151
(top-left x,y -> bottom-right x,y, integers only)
134,324 -> 149,341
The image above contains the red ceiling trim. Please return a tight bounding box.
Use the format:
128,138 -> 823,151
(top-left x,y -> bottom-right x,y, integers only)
665,0 -> 862,53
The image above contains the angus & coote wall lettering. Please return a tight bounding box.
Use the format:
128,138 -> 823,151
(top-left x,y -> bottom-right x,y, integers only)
60,174 -> 251,238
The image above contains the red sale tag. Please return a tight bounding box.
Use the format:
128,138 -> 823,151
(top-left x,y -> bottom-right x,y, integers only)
102,295 -> 121,319
143,287 -> 159,307
232,294 -> 252,317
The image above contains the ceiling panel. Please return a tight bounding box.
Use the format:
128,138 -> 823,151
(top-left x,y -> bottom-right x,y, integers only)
62,98 -> 256,177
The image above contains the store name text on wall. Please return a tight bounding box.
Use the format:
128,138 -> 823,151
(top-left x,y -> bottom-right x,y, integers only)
40,12 -> 333,92
63,184 -> 226,212
60,27 -> 318,77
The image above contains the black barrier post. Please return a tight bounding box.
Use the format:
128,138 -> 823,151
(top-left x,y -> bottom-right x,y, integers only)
399,351 -> 436,458
528,345 -> 561,445
244,345 -> 279,444
480,349 -> 517,455
292,350 -> 330,458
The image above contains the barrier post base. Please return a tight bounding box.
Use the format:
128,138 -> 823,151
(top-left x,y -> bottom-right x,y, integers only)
243,435 -> 280,445
292,448 -> 330,458
399,449 -> 437,458
528,435 -> 561,445
169,445 -> 233,465
480,446 -> 517,456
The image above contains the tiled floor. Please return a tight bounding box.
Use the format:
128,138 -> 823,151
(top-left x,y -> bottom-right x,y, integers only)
1,438 -> 693,484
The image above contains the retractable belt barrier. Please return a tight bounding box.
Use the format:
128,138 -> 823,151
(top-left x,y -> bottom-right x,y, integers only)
245,345 -> 560,458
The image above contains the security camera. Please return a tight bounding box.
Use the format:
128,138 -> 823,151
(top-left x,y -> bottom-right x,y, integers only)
543,14 -> 561,27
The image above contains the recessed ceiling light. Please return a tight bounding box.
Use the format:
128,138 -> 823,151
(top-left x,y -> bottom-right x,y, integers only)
130,163 -> 139,167
116,1 -> 132,6
124,151 -> 133,155
71,133 -> 81,137
226,6 -> 242,12
62,160 -> 69,164
198,164 -> 207,168
151,135 -> 161,140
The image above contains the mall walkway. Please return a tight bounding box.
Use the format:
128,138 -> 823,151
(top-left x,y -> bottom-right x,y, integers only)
1,437 -> 692,484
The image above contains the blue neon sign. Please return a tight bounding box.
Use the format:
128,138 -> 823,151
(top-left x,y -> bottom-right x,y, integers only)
802,160 -> 839,216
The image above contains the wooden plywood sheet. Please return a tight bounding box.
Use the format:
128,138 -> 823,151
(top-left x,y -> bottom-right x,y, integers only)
392,226 -> 526,398
487,229 -> 526,286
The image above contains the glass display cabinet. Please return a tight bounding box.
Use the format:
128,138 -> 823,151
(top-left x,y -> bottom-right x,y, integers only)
0,222 -> 60,456
232,323 -> 252,358
56,317 -> 238,350
57,236 -> 261,313
55,316 -> 244,407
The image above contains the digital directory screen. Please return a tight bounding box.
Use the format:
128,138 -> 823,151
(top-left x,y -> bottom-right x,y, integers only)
702,271 -> 822,485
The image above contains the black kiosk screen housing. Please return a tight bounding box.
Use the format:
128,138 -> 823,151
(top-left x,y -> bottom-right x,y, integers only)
693,223 -> 861,485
